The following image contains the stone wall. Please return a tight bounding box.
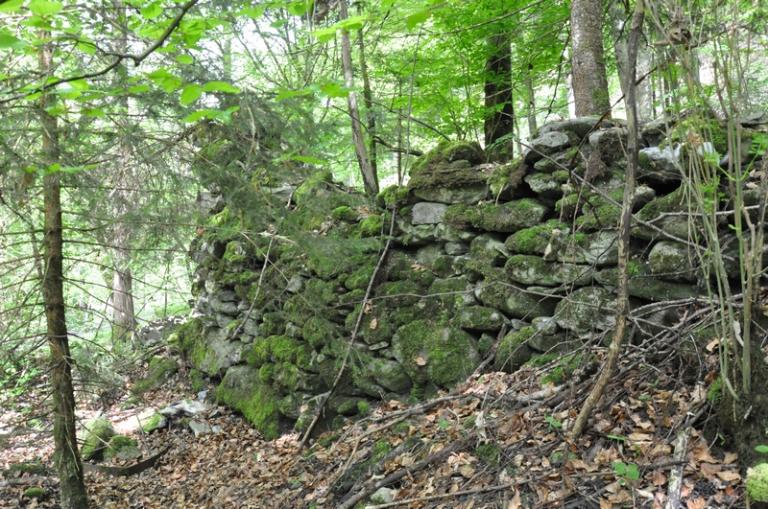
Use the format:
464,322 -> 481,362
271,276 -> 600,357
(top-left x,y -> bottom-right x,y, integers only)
176,116 -> 766,438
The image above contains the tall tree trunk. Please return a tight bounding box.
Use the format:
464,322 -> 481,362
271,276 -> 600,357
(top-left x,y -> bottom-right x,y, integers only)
110,0 -> 136,345
484,32 -> 514,146
525,64 -> 538,137
571,0 -> 644,439
570,0 -> 611,116
339,0 -> 378,196
39,32 -> 89,509
357,26 -> 377,183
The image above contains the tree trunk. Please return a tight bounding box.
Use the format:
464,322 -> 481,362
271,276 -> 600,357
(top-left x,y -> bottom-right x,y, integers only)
571,0 -> 644,439
39,32 -> 89,509
110,0 -> 137,345
484,32 -> 514,146
339,0 -> 378,196
525,65 -> 537,137
570,0 -> 611,116
610,2 -> 652,119
357,26 -> 377,183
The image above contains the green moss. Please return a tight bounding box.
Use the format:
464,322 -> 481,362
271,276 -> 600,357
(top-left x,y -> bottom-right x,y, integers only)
540,354 -> 584,385
344,264 -> 375,291
494,327 -> 534,372
358,214 -> 384,237
294,169 -> 334,206
258,363 -> 275,383
748,463 -> 768,502
132,356 -> 177,395
23,487 -> 45,499
302,317 -> 340,349
216,366 -> 280,439
81,417 -> 115,461
410,140 -> 485,176
331,205 -> 358,222
445,199 -> 548,233
357,400 -> 371,415
140,413 -> 166,433
302,236 -> 381,279
222,240 -> 246,264
246,339 -> 271,366
6,462 -> 47,476
189,369 -> 206,392
707,376 -> 722,403
475,443 -> 501,466
505,219 -> 567,255
392,320 -> 480,387
376,185 -> 408,208
260,312 -> 286,336
104,435 -> 139,460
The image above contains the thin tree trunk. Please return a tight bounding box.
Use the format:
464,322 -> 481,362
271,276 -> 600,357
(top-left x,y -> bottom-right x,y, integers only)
610,2 -> 652,119
571,0 -> 644,440
357,26 -> 377,182
39,32 -> 89,509
339,0 -> 377,196
525,65 -> 537,137
570,0 -> 611,116
484,32 -> 514,145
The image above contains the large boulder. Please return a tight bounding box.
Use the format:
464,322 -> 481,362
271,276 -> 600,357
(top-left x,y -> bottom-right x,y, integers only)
505,255 -> 594,286
648,240 -> 696,281
392,320 -> 480,388
216,366 -> 281,439
524,131 -> 572,164
554,286 -> 617,334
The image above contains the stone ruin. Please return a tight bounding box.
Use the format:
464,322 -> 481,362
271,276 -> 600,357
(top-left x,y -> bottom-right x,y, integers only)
174,115 -> 767,438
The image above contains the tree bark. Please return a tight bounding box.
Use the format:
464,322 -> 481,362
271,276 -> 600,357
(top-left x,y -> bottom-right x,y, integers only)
39,32 -> 89,509
357,26 -> 377,183
570,0 -> 611,116
484,32 -> 515,146
339,0 -> 378,196
610,2 -> 652,119
525,64 -> 537,137
571,0 -> 644,440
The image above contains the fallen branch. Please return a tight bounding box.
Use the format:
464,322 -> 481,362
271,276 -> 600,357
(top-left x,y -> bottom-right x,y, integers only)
82,445 -> 170,477
337,439 -> 467,509
664,429 -> 690,509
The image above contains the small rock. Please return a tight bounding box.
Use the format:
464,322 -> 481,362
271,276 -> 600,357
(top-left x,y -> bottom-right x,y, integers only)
369,487 -> 398,505
411,202 -> 448,225
188,420 -> 213,437
160,399 -> 209,418
525,131 -> 571,163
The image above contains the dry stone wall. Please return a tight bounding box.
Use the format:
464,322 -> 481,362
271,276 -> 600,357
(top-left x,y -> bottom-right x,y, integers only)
177,115 -> 766,438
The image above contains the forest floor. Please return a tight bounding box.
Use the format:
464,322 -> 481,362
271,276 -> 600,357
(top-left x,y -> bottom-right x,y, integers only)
0,342 -> 746,509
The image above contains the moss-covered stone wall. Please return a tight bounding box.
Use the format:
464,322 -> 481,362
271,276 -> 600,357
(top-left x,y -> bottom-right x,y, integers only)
180,116 -> 766,438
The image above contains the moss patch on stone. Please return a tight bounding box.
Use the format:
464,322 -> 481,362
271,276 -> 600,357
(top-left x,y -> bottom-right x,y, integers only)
104,435 -> 139,460
216,366 -> 281,439
358,214 -> 384,237
132,356 -> 177,395
505,219 -> 568,255
445,199 -> 548,233
392,320 -> 480,387
494,327 -> 534,372
81,417 -> 115,461
747,463 -> 768,502
23,487 -> 45,499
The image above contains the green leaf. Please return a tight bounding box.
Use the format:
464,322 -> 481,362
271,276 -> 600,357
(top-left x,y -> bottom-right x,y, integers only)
175,54 -> 194,65
405,8 -> 431,29
140,2 -> 162,20
0,30 -> 24,49
756,445 -> 768,454
0,0 -> 24,13
183,109 -> 216,122
180,84 -> 203,106
313,26 -> 337,43
29,0 -> 63,16
275,87 -> 314,101
82,107 -> 105,117
202,81 -> 240,94
289,155 -> 326,165
319,82 -> 348,98
147,68 -> 183,93
338,15 -> 366,30
238,5 -> 265,18
127,84 -> 150,94
286,0 -> 312,16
